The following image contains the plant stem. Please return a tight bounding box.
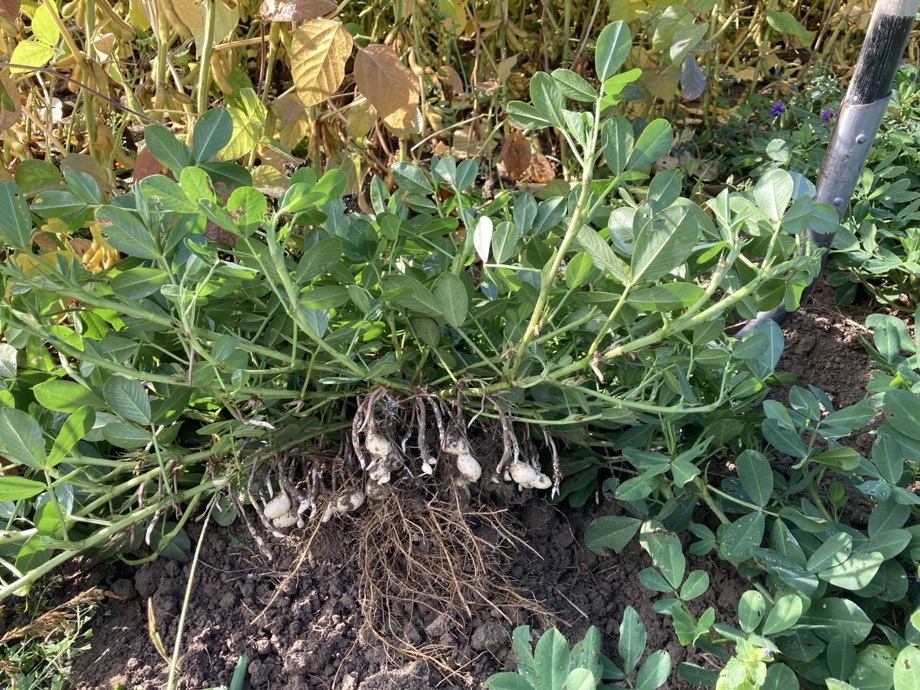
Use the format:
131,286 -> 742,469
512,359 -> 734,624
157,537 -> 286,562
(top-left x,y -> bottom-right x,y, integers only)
196,0 -> 217,117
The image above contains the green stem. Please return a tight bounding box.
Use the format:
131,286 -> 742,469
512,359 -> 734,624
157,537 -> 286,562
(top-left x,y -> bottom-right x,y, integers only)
196,0 -> 217,117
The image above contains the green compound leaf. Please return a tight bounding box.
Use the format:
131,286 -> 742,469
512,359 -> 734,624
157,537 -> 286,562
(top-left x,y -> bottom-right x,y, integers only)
0,476 -> 47,501
737,590 -> 766,633
635,650 -> 671,690
0,408 -> 47,470
95,206 -> 161,260
533,628 -> 569,690
628,119 -> 673,171
894,646 -> 920,690
191,108 -> 233,164
433,273 -> 468,328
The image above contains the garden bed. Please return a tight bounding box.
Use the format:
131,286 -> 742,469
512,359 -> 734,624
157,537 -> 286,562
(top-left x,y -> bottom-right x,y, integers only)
26,277 -> 878,690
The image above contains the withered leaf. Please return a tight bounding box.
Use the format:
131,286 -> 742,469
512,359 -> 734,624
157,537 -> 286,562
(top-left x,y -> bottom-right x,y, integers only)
354,44 -> 419,131
260,0 -> 336,22
0,0 -> 20,23
500,130 -> 531,182
0,70 -> 21,132
291,19 -> 353,107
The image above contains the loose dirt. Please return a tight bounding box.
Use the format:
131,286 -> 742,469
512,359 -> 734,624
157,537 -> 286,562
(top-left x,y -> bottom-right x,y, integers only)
2,277 -> 879,690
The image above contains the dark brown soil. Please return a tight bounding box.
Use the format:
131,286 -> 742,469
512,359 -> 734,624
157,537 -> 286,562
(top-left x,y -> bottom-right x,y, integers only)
7,277 -> 877,690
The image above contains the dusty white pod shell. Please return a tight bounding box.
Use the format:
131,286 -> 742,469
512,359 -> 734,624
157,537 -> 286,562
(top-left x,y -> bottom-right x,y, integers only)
369,463 -> 391,485
336,489 -> 365,513
272,511 -> 298,528
456,453 -> 482,482
365,479 -> 389,500
263,493 -> 291,520
529,473 -> 552,490
365,434 -> 391,457
442,431 -> 471,456
509,462 -> 539,486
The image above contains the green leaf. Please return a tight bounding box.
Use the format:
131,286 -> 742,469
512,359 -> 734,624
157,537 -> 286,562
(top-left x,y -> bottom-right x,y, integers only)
873,432 -> 905,485
719,512 -> 765,564
806,532 -> 852,573
827,635 -> 857,682
530,72 -> 565,129
103,377 -> 152,425
33,380 -> 105,413
571,225 -> 628,282
679,570 -> 709,601
677,662 -> 719,687
628,119 -> 672,171
144,124 -> 193,173
619,606 -> 646,674
601,118 -> 633,176
762,594 -> 803,635
102,421 -> 152,449
0,408 -> 47,470
860,529 -> 911,559
571,225 -> 627,282
391,162 -> 435,196
766,10 -> 812,47
819,551 -> 884,590
296,237 -> 343,283
434,273 -> 468,328
551,69 -> 598,103
800,598 -> 872,644
562,669 -> 595,690
635,650 -> 671,690
894,646 -> 920,690
95,206 -> 161,260
533,628 -> 569,690
138,175 -> 199,214
884,389 -> 920,440
630,204 -> 697,284
595,21 -> 632,81
735,449 -> 772,507
484,674 -> 536,690
0,476 -> 47,501
0,343 -> 17,378
738,590 -> 766,633
570,627 -> 603,684
191,109 -> 233,163
48,407 -> 95,467
584,515 -> 641,554
381,274 -> 442,318
14,159 -> 61,194
507,101 -> 554,130
761,664 -> 797,690
564,252 -> 592,289
111,267 -> 170,300
0,180 -> 33,248
753,169 -> 794,221
639,567 -> 673,593
627,283 -> 705,311
63,169 -> 101,204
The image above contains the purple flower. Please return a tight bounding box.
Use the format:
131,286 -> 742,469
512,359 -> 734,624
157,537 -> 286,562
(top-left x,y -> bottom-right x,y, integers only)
770,101 -> 784,117
822,108 -> 837,123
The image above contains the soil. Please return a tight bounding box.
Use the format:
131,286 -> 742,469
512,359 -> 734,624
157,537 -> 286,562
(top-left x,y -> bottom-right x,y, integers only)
7,277 -> 881,690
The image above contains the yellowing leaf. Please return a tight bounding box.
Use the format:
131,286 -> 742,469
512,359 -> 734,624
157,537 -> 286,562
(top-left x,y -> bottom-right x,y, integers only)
9,41 -> 55,73
194,0 -> 238,57
31,3 -> 60,46
220,106 -> 258,160
260,0 -> 336,22
272,91 -> 309,151
291,19 -> 353,107
0,70 -> 21,131
160,0 -> 202,38
354,44 -> 419,131
345,96 -> 377,138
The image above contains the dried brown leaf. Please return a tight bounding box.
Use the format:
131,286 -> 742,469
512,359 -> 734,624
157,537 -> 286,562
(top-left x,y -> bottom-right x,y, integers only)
500,130 -> 530,182
0,70 -> 21,132
0,0 -> 18,22
133,147 -> 164,182
291,19 -> 353,107
526,153 -> 555,184
160,0 -> 202,37
260,0 -> 336,21
496,55 -> 517,83
353,44 -> 419,131
441,66 -> 464,95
